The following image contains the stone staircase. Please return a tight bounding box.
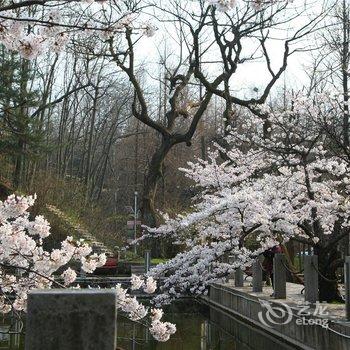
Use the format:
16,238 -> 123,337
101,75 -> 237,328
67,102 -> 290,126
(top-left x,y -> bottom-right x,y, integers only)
46,204 -> 113,256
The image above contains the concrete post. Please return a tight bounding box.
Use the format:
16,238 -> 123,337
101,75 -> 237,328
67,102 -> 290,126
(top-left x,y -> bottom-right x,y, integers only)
252,258 -> 263,292
144,250 -> 151,273
221,254 -> 229,282
25,289 -> 117,350
304,255 -> 319,304
234,268 -> 244,287
345,256 -> 350,320
228,255 -> 235,280
273,253 -> 286,299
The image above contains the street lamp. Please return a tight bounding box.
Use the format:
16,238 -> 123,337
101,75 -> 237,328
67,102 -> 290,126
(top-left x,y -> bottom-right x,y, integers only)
134,191 -> 138,255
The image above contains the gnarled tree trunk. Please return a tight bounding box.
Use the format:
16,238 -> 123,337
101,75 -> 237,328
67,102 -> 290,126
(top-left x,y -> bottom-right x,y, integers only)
142,138 -> 173,255
314,245 -> 344,303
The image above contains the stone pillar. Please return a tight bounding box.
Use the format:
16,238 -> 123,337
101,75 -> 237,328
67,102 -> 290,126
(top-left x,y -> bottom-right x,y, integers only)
345,256 -> 350,320
25,289 -> 117,350
221,254 -> 229,282
252,258 -> 263,292
304,255 -> 319,304
234,268 -> 244,287
144,250 -> 151,273
273,253 -> 286,299
228,255 -> 235,280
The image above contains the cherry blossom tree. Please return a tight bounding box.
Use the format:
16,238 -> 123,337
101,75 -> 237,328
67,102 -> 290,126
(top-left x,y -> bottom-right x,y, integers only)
0,0 -> 319,236
0,193 -> 106,311
141,93 -> 350,304
106,0 -> 321,235
0,193 -> 175,342
0,0 -> 332,341
0,0 -> 157,59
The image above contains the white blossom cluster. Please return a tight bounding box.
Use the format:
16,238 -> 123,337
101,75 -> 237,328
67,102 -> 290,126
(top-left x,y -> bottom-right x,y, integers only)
207,0 -> 237,11
0,194 -> 176,342
0,10 -> 69,59
115,275 -> 176,342
0,0 -> 289,60
0,2 -> 157,60
0,194 -> 106,313
141,93 -> 350,305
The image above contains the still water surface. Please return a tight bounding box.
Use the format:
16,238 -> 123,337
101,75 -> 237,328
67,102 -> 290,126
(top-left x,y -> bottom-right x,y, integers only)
0,300 -> 296,350
116,300 -> 296,350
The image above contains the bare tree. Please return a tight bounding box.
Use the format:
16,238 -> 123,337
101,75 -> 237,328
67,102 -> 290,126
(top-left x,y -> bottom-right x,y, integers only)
106,0 -> 325,235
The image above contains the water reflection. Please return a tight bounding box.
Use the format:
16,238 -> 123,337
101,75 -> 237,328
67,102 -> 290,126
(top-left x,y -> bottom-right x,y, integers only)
0,317 -> 22,349
116,300 -> 296,350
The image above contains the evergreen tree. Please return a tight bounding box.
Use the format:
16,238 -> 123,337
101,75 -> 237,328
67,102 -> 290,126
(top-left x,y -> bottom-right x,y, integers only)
0,46 -> 42,189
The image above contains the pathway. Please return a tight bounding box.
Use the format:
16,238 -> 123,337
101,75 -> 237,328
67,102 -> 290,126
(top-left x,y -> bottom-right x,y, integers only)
46,204 -> 113,256
220,277 -> 347,320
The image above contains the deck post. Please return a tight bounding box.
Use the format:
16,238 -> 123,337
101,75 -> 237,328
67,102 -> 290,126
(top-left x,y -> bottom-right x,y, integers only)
304,255 -> 319,304
144,250 -> 151,273
234,268 -> 244,287
228,255 -> 235,280
345,256 -> 350,320
273,253 -> 286,299
252,258 -> 263,292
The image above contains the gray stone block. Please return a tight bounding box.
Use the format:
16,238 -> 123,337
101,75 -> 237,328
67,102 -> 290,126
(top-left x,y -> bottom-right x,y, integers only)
273,253 -> 286,299
252,259 -> 263,292
25,289 -> 117,350
235,268 -> 244,287
345,257 -> 350,320
304,255 -> 319,304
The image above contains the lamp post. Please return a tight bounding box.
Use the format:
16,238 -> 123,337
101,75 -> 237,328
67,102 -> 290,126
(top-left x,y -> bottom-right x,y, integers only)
134,191 -> 138,255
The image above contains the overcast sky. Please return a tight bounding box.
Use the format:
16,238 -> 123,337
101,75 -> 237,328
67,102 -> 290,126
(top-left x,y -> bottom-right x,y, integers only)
132,0 -> 331,100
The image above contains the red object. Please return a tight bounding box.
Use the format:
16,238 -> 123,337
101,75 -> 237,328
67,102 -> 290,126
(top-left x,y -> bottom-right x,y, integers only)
94,257 -> 118,275
103,257 -> 117,267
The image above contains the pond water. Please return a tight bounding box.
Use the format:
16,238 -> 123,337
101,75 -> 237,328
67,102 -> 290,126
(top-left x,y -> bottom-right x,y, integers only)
0,299 -> 296,350
0,316 -> 23,350
116,299 -> 296,350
